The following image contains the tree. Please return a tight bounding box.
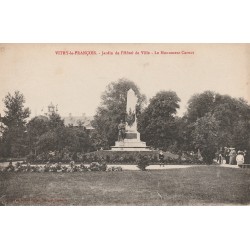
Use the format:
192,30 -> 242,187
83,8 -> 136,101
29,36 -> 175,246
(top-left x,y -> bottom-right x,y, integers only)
92,78 -> 146,148
212,95 -> 250,148
36,130 -> 59,153
35,113 -> 65,153
1,91 -> 30,157
191,113 -> 220,164
26,112 -> 64,154
138,91 -> 180,150
61,127 -> 92,153
184,91 -> 250,158
185,91 -> 216,122
25,109 -> 94,161
175,116 -> 193,152
48,112 -> 64,129
231,120 -> 250,150
26,116 -> 49,152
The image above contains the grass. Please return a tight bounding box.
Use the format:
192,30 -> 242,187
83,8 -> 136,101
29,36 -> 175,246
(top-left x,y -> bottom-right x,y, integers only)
1,166 -> 250,205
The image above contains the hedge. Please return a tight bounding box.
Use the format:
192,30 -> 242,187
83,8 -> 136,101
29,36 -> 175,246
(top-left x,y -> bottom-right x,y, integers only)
27,150 -> 203,165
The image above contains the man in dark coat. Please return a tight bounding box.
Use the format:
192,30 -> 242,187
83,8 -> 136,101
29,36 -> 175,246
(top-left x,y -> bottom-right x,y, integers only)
159,150 -> 164,167
244,150 -> 250,164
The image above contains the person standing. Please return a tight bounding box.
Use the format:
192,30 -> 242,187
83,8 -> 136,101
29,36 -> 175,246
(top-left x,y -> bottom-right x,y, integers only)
229,149 -> 237,165
218,149 -> 223,164
236,151 -> 244,166
224,147 -> 230,164
159,150 -> 164,167
243,150 -> 249,164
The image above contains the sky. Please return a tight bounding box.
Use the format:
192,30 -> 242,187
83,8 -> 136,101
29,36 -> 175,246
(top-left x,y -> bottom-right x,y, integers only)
0,44 -> 249,118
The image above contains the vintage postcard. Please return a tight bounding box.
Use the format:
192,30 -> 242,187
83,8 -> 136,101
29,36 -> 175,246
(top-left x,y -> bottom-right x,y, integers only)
0,43 -> 250,205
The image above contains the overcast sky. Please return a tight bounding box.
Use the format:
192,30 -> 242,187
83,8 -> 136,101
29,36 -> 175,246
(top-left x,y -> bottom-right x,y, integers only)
0,44 -> 249,118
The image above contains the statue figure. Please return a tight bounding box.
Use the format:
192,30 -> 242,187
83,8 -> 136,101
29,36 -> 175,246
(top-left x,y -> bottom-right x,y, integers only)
118,120 -> 126,141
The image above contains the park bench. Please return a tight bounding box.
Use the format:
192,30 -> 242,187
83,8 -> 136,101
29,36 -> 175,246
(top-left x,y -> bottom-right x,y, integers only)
239,164 -> 250,169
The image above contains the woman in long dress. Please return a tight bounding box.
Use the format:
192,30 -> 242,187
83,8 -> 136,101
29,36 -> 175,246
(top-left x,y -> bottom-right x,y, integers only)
236,151 -> 244,166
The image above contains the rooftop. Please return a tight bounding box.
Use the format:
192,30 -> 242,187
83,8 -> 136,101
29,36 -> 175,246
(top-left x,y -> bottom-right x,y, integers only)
62,113 -> 94,129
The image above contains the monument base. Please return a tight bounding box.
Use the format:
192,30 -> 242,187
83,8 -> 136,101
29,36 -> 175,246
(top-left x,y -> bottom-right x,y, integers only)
111,132 -> 150,151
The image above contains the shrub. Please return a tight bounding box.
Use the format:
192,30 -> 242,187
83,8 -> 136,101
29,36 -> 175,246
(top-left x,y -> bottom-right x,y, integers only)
107,166 -> 123,171
89,162 -> 101,171
201,148 -> 216,164
27,149 -> 203,165
89,162 -> 107,171
78,163 -> 88,172
113,166 -> 122,171
136,156 -> 149,171
99,162 -> 107,171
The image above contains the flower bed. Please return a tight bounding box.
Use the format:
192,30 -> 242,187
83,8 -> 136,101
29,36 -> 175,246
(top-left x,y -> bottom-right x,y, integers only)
0,161 -> 109,173
82,150 -> 203,165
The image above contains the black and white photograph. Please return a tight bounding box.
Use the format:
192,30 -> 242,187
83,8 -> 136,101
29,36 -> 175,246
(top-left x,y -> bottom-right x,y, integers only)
0,43 -> 250,206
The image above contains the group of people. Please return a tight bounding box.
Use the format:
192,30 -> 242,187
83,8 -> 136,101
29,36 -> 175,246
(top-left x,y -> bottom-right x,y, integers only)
217,147 -> 250,166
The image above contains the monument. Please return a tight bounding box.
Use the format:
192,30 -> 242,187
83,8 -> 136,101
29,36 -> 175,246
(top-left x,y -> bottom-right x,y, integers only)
111,89 -> 150,151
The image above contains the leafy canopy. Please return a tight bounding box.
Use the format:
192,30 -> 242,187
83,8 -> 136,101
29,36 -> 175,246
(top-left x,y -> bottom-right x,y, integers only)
138,91 -> 180,150
1,91 -> 30,157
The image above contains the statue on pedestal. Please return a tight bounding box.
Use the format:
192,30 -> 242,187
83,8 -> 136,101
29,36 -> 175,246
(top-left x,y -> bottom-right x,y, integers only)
112,88 -> 149,151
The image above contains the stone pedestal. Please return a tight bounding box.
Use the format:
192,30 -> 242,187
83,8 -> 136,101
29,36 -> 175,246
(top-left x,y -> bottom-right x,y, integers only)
111,132 -> 150,151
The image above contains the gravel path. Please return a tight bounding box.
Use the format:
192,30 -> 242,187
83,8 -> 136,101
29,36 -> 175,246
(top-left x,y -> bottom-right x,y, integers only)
0,162 -> 240,170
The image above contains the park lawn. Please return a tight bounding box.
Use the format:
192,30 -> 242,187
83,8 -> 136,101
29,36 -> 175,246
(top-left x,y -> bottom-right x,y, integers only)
0,166 -> 250,205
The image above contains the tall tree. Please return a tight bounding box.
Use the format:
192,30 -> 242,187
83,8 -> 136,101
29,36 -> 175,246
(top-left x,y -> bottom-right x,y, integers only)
1,91 -> 30,157
26,115 -> 50,155
191,113 -> 220,164
184,91 -> 250,157
185,91 -> 216,122
35,113 -> 65,153
26,112 -> 93,159
92,78 -> 146,148
138,91 -> 180,150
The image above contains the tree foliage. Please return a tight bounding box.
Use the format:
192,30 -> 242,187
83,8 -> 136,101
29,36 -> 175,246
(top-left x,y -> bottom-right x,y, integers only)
186,91 -> 216,122
183,91 -> 250,160
191,113 -> 220,164
1,91 -> 30,157
1,86 -> 250,165
2,91 -> 30,127
138,91 -> 180,150
26,116 -> 49,155
26,113 -> 92,156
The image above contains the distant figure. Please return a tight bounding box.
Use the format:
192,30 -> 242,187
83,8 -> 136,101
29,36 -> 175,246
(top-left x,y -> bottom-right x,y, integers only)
218,149 -> 223,164
243,150 -> 249,164
6,160 -> 14,172
215,151 -> 219,163
229,149 -> 237,165
159,150 -> 164,167
236,151 -> 244,166
118,120 -> 126,141
8,160 -> 13,167
224,147 -> 230,164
